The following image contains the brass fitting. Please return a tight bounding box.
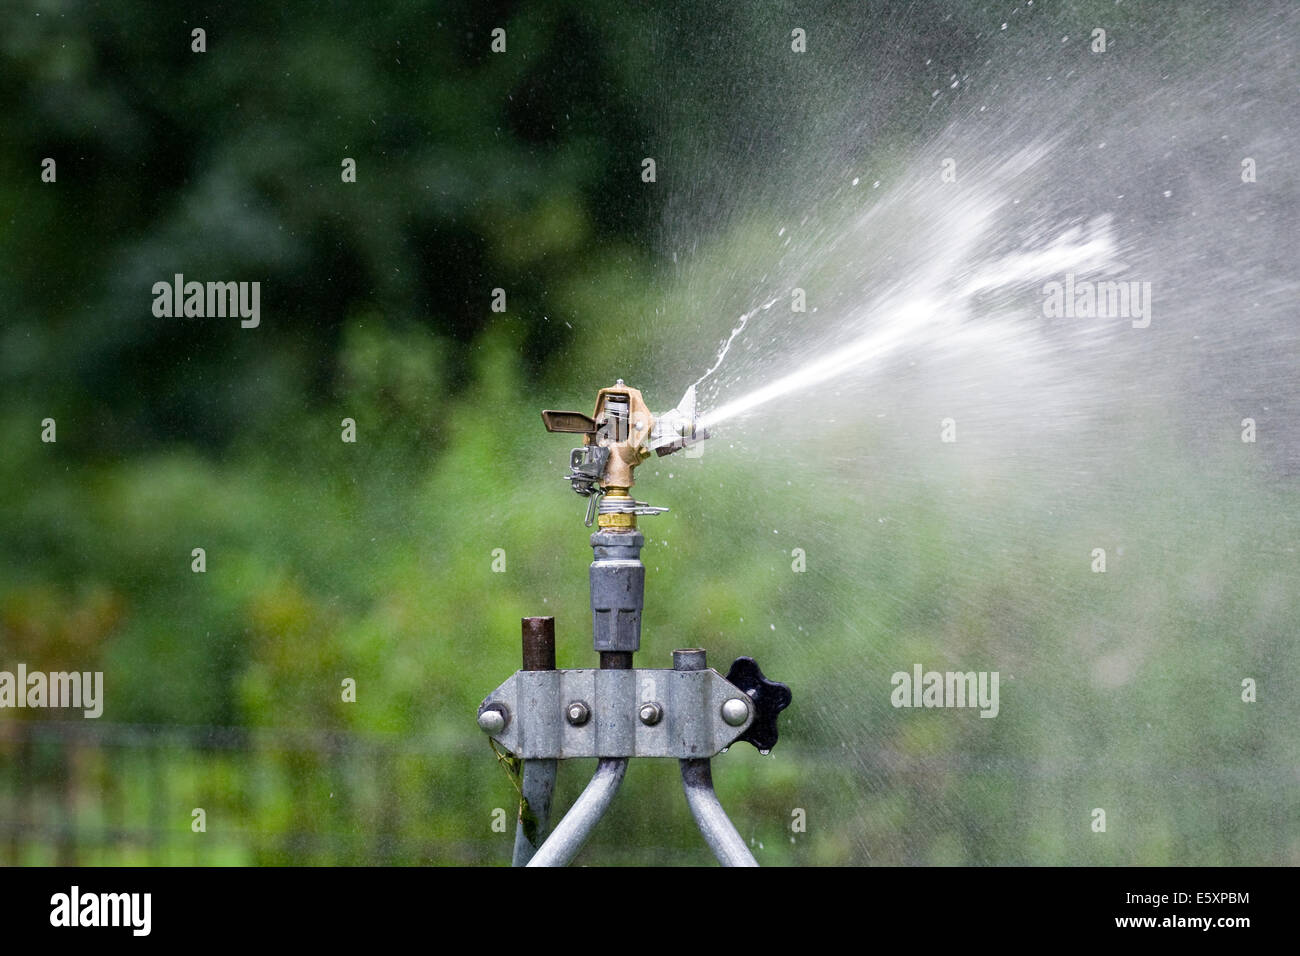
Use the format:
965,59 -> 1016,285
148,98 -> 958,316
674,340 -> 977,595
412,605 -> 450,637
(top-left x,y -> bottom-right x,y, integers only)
587,384 -> 653,492
589,384 -> 650,530
597,489 -> 636,529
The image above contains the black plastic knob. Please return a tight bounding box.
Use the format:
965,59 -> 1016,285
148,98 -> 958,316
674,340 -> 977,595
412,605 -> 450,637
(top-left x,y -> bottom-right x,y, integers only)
725,657 -> 792,753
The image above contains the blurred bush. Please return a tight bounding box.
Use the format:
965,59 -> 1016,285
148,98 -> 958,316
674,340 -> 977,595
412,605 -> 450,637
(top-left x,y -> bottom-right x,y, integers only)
0,0 -> 1295,865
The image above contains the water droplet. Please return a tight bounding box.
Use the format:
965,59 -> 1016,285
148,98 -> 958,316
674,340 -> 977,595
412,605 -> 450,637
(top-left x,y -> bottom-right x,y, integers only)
759,749 -> 771,756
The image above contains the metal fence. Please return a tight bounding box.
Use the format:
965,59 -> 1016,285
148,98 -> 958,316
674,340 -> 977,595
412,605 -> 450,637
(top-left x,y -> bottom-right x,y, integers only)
0,720 -> 498,866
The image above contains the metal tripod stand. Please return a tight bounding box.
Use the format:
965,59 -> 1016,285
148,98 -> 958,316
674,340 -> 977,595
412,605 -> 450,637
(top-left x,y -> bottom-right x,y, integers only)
478,535 -> 790,866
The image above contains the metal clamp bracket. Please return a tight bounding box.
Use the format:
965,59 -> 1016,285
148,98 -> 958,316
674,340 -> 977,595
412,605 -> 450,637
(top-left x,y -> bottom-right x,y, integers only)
479,667 -> 754,759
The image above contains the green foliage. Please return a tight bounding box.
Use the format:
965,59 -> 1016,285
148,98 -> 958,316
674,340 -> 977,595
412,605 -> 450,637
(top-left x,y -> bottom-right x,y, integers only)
0,0 -> 1294,866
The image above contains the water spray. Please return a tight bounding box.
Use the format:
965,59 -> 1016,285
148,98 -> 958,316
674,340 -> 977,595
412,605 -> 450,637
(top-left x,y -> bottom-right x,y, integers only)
476,380 -> 790,866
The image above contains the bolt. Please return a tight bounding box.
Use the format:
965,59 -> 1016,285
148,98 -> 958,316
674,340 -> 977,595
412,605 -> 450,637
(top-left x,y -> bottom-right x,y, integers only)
638,701 -> 663,726
721,698 -> 750,727
477,706 -> 508,735
566,701 -> 591,726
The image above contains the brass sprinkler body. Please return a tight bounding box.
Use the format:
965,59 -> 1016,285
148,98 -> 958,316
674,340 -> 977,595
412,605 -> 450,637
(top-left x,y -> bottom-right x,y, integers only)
542,379 -> 706,528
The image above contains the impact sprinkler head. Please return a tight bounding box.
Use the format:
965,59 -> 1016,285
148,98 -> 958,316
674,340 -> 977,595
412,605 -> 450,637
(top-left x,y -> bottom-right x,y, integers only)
541,381 -> 710,527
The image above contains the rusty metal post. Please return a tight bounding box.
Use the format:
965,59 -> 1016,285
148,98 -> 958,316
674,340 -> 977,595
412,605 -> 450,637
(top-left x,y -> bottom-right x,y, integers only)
521,616 -> 556,671
512,617 -> 558,866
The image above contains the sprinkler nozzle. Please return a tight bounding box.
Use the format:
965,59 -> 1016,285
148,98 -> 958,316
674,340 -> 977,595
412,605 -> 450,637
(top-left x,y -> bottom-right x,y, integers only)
649,384 -> 711,457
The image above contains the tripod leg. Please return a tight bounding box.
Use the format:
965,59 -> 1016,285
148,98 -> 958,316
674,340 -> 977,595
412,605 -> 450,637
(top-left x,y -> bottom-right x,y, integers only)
680,758 -> 759,867
526,758 -> 627,867
511,758 -> 558,866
